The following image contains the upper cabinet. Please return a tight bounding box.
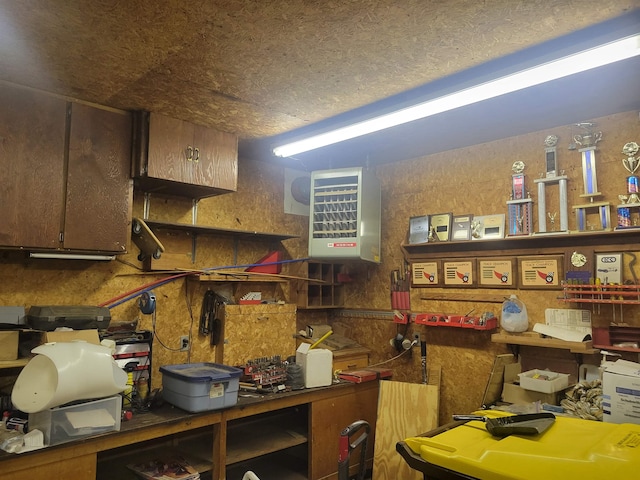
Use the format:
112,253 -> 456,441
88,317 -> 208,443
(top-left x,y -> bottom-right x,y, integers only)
0,84 -> 67,250
63,103 -> 133,252
133,111 -> 238,198
0,83 -> 133,254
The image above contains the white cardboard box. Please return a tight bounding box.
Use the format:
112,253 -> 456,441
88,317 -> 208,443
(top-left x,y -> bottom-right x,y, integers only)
296,343 -> 333,388
501,363 -> 564,405
603,359 -> 640,424
518,368 -> 569,393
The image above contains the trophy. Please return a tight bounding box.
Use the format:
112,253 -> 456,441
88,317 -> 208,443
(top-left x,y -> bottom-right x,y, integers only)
571,123 -> 611,232
574,123 -> 603,198
616,141 -> 640,229
507,161 -> 532,235
534,134 -> 568,233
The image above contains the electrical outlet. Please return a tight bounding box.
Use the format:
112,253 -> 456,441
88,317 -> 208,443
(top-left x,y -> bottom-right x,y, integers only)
180,335 -> 189,351
413,333 -> 420,346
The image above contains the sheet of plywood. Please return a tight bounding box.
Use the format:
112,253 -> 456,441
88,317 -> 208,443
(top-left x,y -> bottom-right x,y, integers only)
482,353 -> 516,407
373,366 -> 441,480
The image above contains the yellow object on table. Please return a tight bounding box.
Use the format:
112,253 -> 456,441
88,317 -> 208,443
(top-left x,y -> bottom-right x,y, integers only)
404,410 -> 640,480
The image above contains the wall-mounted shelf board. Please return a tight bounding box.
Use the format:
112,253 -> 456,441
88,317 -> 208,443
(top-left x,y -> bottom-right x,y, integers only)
198,274 -> 288,283
491,332 -> 597,354
402,229 -> 640,260
0,358 -> 29,370
145,220 -> 298,242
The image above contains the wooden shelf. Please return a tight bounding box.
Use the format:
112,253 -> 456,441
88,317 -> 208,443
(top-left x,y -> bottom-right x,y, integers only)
226,410 -> 308,465
198,273 -> 288,283
402,229 -> 640,260
0,358 -> 29,370
145,220 -> 298,243
491,332 -> 597,354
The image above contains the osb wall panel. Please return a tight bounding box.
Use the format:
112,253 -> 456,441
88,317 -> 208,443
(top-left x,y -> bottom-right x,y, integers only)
0,158 -> 310,391
222,303 -> 297,367
334,110 -> 640,424
1,1 -> 635,139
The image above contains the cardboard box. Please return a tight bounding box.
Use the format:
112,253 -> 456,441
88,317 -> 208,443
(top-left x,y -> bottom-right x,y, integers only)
296,343 -> 332,388
603,359 -> 640,424
0,331 -> 19,361
501,363 -> 564,405
42,329 -> 101,345
518,369 -> 569,393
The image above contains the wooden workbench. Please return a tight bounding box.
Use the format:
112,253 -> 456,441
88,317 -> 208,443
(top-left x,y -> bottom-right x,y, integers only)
2,380 -> 379,480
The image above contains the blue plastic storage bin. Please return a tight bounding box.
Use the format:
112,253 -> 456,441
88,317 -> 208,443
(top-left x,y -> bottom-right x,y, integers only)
160,362 -> 242,412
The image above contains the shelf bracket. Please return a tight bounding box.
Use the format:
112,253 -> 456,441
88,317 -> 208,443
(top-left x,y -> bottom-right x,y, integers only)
191,199 -> 199,225
143,192 -> 151,220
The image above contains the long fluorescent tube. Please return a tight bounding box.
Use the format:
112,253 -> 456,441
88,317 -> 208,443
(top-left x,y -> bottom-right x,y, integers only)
273,34 -> 640,158
29,252 -> 116,261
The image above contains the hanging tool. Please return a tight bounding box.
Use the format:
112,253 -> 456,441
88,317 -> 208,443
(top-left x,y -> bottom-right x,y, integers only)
420,335 -> 428,385
199,290 -> 226,345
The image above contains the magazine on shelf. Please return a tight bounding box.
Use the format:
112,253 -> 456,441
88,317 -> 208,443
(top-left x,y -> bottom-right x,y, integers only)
127,456 -> 200,480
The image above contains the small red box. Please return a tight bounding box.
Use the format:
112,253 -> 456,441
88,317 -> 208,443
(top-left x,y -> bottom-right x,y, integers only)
414,313 -> 447,325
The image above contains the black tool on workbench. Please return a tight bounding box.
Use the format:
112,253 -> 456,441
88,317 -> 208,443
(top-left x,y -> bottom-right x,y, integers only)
452,412 -> 556,437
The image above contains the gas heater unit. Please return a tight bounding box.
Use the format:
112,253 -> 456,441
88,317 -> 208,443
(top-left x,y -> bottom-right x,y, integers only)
309,167 -> 381,263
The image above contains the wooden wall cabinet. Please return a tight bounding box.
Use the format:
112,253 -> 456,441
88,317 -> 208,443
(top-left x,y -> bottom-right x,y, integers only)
0,84 -> 133,253
133,111 -> 238,199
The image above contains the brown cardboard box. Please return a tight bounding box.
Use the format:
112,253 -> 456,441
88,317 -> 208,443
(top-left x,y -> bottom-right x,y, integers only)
42,329 -> 100,345
501,362 -> 567,405
0,331 -> 19,361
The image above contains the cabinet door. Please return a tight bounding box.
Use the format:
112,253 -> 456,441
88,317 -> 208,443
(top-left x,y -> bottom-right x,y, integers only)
193,124 -> 238,191
147,113 -> 195,184
0,84 -> 67,249
310,383 -> 378,480
64,103 -> 133,252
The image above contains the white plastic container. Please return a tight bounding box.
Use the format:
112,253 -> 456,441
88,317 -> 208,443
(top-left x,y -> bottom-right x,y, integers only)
12,341 -> 128,413
296,343 -> 333,388
501,295 -> 528,332
518,369 -> 569,393
29,395 -> 121,446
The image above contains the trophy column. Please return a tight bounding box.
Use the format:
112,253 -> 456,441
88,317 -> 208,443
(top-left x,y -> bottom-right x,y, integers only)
507,161 -> 533,235
570,123 -> 611,232
534,135 -> 569,234
616,141 -> 640,229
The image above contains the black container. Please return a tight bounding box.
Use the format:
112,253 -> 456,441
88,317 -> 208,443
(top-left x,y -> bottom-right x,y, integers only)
26,305 -> 111,331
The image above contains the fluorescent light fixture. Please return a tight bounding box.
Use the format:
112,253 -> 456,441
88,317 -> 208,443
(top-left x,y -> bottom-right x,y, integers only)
29,252 -> 116,261
273,34 -> 640,158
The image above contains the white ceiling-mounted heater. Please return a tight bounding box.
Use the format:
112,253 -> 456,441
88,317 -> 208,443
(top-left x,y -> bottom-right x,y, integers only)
309,167 -> 381,263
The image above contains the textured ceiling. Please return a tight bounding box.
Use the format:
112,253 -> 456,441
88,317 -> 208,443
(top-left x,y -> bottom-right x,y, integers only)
0,1 -> 638,167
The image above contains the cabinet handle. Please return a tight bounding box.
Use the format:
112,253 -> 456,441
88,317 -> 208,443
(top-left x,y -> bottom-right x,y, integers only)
193,147 -> 200,163
186,145 -> 193,161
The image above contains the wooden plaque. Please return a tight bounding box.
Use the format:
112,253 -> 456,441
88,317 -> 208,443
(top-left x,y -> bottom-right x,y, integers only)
518,255 -> 564,289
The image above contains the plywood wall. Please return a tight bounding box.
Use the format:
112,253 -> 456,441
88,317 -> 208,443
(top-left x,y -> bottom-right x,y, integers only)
2,110 -> 639,430
0,158 -> 310,392
332,110 -> 640,425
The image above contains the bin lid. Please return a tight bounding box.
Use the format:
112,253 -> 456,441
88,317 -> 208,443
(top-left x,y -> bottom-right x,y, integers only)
404,411 -> 640,479
160,362 -> 242,382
